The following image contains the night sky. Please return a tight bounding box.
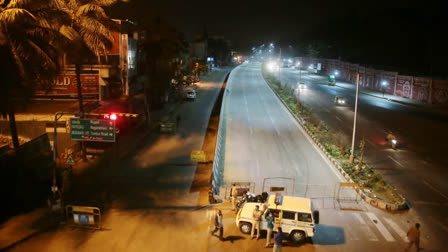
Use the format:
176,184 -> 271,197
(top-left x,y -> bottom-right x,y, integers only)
110,1 -> 446,77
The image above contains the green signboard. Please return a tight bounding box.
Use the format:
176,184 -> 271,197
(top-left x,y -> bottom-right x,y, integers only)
70,118 -> 115,142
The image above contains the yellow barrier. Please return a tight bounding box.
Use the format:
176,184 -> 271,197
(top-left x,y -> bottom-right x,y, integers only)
191,150 -> 206,162
339,182 -> 359,188
66,205 -> 101,229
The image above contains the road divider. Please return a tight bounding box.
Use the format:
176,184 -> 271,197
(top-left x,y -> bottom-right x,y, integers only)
262,63 -> 407,212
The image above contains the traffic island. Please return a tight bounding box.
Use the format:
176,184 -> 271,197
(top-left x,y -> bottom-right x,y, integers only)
261,63 -> 407,212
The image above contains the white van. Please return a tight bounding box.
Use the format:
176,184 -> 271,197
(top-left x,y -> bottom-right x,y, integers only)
235,195 -> 319,243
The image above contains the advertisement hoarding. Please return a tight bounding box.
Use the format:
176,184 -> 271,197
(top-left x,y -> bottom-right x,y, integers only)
35,72 -> 99,98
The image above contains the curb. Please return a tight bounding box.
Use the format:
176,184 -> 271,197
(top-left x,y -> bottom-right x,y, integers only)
263,74 -> 408,212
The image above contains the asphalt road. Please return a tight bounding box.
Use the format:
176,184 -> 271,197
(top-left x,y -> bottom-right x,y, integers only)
278,65 -> 448,248
6,65 -> 445,251
217,63 -> 443,251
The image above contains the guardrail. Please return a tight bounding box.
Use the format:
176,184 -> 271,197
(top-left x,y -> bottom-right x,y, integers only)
210,72 -> 232,197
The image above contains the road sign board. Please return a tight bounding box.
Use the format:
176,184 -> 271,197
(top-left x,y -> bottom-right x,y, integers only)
190,150 -> 206,162
70,118 -> 115,142
66,154 -> 75,165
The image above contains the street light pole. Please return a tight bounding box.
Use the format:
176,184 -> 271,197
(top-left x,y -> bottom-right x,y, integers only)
349,74 -> 360,164
278,47 -> 282,81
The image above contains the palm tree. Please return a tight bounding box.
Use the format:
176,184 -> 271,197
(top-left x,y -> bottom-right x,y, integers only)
59,0 -> 119,115
58,0 -> 119,160
0,0 -> 66,149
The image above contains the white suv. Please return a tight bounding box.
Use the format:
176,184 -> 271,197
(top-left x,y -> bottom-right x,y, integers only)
235,195 -> 319,243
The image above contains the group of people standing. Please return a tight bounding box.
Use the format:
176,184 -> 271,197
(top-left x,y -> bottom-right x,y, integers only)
251,205 -> 283,250
211,184 -> 283,251
215,184 -> 421,252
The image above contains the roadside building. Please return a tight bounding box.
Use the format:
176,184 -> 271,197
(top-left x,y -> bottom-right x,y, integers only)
34,19 -> 145,101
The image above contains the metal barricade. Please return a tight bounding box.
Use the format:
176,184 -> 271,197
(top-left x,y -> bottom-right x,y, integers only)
66,205 -> 101,229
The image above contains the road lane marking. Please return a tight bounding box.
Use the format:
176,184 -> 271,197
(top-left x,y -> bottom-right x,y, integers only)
383,217 -> 407,241
411,201 -> 448,206
366,212 -> 395,242
353,212 -> 378,241
365,139 -> 375,146
335,116 -> 342,122
245,105 -> 253,135
262,74 -> 346,182
423,179 -> 448,201
387,156 -> 404,167
353,212 -> 366,225
338,212 -> 359,240
434,218 -> 448,232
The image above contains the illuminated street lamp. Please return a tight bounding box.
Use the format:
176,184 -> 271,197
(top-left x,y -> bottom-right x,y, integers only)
334,70 -> 339,77
381,81 -> 388,97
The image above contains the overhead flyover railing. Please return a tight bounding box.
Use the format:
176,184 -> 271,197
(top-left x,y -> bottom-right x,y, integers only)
210,72 -> 233,200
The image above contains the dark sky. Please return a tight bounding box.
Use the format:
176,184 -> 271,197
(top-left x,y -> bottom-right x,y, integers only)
110,1 -> 446,77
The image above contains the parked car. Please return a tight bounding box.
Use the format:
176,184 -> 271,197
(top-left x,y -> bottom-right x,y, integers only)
184,88 -> 196,100
236,195 -> 319,243
158,115 -> 176,133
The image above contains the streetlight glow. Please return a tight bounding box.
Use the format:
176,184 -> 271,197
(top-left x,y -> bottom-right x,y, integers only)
381,81 -> 388,97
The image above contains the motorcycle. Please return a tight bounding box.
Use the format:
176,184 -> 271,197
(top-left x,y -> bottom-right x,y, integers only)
390,138 -> 397,149
385,135 -> 398,150
235,192 -> 268,212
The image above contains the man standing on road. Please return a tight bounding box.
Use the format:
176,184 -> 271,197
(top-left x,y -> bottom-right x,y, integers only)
231,184 -> 238,211
211,209 -> 224,241
405,223 -> 420,251
265,211 -> 274,247
273,227 -> 283,252
251,205 -> 262,240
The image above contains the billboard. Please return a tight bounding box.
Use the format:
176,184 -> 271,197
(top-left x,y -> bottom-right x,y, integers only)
35,72 -> 99,98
